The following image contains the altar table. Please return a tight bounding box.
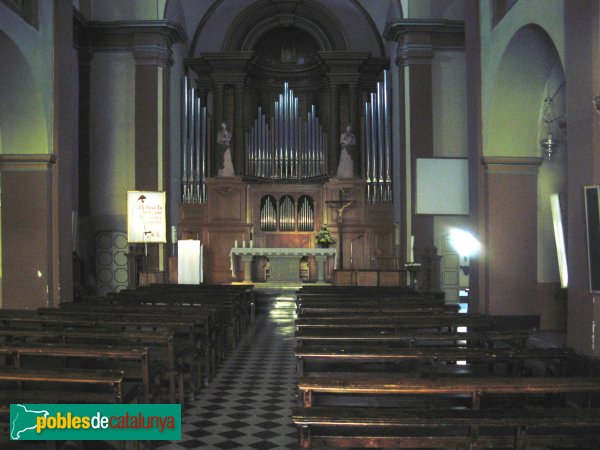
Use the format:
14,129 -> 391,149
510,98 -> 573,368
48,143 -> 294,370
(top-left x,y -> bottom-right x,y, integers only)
230,248 -> 337,283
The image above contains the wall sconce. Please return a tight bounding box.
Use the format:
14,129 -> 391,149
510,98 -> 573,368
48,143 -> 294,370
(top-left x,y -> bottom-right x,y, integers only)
540,96 -> 559,162
448,229 -> 481,277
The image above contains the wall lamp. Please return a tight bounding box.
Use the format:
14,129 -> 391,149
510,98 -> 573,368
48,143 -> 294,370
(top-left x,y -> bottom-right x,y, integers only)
449,229 -> 481,276
540,96 -> 559,161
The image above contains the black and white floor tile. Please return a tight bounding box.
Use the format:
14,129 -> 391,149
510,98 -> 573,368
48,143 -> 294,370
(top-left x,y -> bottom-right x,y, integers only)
159,294 -> 299,449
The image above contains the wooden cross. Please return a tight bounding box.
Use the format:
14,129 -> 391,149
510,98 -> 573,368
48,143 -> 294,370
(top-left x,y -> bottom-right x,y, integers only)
325,190 -> 355,269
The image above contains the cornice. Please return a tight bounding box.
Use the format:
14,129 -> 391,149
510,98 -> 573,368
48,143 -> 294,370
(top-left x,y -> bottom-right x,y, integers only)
385,19 -> 465,66
0,154 -> 57,171
384,19 -> 465,46
481,156 -> 543,174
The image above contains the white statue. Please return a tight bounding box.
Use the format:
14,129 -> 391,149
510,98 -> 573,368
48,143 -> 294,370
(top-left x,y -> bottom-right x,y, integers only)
337,124 -> 355,178
217,122 -> 235,177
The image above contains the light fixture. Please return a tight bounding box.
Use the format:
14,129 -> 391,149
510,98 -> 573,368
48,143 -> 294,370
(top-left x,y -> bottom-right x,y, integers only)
448,229 -> 481,276
540,96 -> 559,161
540,133 -> 558,162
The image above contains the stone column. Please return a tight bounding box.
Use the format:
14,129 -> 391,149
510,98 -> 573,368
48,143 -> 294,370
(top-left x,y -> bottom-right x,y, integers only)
315,255 -> 327,283
328,82 -> 340,174
212,82 -> 225,176
133,27 -> 182,272
241,255 -> 253,283
233,83 -> 245,175
348,82 -> 360,175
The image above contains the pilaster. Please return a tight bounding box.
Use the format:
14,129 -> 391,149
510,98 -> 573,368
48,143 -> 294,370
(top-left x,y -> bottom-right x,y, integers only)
385,19 -> 465,265
481,157 -> 543,315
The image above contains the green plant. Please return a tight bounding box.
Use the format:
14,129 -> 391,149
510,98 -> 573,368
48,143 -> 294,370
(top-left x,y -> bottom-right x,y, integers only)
315,225 -> 335,244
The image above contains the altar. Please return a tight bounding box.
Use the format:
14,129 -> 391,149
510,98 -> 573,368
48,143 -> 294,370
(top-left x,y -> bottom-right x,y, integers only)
230,247 -> 337,283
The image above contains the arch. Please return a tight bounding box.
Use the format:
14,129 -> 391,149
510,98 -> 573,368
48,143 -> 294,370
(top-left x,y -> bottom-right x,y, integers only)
189,0 -> 385,57
487,25 -> 561,158
0,31 -> 48,154
224,0 -> 348,52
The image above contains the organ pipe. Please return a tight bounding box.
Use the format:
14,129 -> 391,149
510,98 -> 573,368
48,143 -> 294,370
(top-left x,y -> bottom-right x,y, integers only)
180,76 -> 208,204
363,70 -> 392,203
246,84 -> 327,180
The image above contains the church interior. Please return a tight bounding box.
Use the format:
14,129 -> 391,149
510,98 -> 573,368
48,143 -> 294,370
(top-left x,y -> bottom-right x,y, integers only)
2,0 -> 600,448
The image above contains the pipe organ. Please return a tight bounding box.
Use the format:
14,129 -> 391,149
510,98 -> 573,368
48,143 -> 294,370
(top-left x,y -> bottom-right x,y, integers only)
297,196 -> 314,232
181,76 -> 209,204
179,53 -> 396,284
246,83 -> 327,180
279,195 -> 295,231
260,194 -> 315,232
364,70 -> 392,203
260,196 -> 277,231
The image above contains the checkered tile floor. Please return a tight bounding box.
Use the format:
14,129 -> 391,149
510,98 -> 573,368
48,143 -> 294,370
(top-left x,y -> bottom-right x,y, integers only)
159,294 -> 299,449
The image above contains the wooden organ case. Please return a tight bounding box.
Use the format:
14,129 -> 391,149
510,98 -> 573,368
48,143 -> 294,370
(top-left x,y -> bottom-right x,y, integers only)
179,29 -> 395,284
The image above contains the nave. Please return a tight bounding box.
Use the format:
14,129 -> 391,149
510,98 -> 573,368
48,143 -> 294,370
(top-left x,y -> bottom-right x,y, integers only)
160,295 -> 298,449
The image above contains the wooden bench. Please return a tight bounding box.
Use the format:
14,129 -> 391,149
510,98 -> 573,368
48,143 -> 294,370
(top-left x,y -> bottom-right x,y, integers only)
0,366 -> 137,405
0,310 -> 204,394
296,304 -> 460,317
295,314 -> 540,332
292,406 -> 600,449
295,328 -> 531,349
295,345 -> 579,376
0,327 -> 184,404
56,302 -> 222,383
0,343 -> 153,403
297,374 -> 600,408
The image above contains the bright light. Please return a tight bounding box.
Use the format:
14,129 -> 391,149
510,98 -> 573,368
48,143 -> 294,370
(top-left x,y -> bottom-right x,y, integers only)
449,229 -> 481,258
550,194 -> 568,288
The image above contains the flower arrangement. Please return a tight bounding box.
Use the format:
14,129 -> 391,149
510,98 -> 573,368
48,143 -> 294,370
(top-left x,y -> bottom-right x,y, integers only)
315,224 -> 335,247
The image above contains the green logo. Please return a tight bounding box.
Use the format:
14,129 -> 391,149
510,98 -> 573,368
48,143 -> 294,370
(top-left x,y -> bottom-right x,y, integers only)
10,404 -> 181,441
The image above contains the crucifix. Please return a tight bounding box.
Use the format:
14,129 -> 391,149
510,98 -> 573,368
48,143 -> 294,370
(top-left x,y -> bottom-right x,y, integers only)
325,190 -> 355,269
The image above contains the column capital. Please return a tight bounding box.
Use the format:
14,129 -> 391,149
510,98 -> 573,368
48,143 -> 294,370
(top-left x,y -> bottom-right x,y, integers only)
78,20 -> 186,67
189,53 -> 253,85
384,19 -> 465,66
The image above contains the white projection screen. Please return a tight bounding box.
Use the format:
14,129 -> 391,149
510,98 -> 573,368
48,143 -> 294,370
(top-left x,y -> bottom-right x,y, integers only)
416,158 -> 469,215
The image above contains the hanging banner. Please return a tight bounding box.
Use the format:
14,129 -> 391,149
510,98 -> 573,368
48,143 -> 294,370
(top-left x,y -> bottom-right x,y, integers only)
127,191 -> 167,243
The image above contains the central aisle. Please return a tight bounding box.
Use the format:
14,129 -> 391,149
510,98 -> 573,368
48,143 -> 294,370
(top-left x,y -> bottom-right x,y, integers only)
163,293 -> 299,449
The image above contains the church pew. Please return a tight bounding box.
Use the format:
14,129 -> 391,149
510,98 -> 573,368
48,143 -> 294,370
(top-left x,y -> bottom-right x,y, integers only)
0,327 -> 183,404
57,301 -> 223,378
295,345 -> 579,376
0,343 -> 154,403
36,308 -> 210,390
0,310 -> 204,394
295,314 -> 540,332
297,374 -> 600,408
295,328 -> 531,349
107,291 -> 244,347
0,366 -> 137,406
113,284 -> 254,336
296,304 -> 460,317
292,406 -> 600,449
